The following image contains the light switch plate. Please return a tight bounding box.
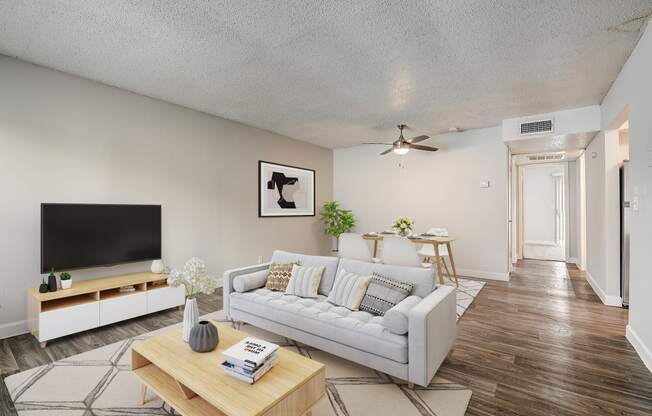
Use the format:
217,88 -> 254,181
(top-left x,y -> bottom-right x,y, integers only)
480,180 -> 490,188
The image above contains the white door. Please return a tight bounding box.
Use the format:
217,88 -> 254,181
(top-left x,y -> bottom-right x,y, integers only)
522,163 -> 567,261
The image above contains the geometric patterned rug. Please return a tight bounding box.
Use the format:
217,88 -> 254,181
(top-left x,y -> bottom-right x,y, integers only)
4,278 -> 484,416
446,277 -> 485,321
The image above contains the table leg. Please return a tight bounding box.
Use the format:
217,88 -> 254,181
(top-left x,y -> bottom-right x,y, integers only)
373,240 -> 379,258
433,243 -> 445,285
446,242 -> 459,287
140,384 -> 148,405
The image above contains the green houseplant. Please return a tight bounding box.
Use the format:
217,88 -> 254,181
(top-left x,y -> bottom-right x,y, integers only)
320,201 -> 356,251
60,272 -> 72,290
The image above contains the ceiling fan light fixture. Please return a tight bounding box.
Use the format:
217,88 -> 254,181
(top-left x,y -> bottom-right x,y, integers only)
393,146 -> 410,155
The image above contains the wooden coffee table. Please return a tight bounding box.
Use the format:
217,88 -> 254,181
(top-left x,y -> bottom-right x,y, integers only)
131,321 -> 325,416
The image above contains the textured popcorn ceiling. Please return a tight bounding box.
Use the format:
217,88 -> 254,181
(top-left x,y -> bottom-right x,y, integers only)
0,1 -> 650,148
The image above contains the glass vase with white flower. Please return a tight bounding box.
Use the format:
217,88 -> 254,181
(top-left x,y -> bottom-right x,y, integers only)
168,258 -> 218,342
392,217 -> 415,237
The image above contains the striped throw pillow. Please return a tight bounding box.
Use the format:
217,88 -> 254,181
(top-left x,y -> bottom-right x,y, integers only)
359,273 -> 414,316
265,262 -> 297,291
285,264 -> 325,298
327,269 -> 372,310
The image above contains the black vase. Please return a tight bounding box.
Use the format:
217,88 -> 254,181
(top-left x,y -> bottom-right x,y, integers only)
188,321 -> 219,353
48,275 -> 57,292
39,283 -> 49,293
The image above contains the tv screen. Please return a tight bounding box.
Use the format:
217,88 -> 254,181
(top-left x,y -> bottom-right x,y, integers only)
41,203 -> 161,273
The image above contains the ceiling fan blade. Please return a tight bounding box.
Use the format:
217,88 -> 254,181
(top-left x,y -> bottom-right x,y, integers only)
380,147 -> 394,155
409,144 -> 439,152
406,135 -> 429,144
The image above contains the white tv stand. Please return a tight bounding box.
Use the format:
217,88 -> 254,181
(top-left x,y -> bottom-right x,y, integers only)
27,272 -> 185,347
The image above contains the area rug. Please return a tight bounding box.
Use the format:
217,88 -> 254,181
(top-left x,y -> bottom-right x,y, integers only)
5,280 -> 484,416
447,277 -> 485,321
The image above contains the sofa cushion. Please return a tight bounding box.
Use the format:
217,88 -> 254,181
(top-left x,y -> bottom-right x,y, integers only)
271,250 -> 340,296
230,288 -> 408,363
337,258 -> 435,298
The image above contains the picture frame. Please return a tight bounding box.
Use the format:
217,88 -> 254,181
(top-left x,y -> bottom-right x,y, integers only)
258,161 -> 315,217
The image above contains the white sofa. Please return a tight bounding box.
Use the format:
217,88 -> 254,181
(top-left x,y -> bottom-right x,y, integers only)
223,250 -> 457,387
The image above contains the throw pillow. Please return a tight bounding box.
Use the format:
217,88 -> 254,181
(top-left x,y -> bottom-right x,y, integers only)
265,262 -> 297,291
233,269 -> 268,293
327,269 -> 372,310
359,273 -> 414,316
285,264 -> 325,298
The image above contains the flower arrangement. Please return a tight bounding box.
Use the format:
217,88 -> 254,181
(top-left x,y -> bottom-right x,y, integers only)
392,217 -> 414,237
168,257 -> 217,299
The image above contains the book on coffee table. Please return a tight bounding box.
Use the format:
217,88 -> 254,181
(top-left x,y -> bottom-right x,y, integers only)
221,337 -> 279,383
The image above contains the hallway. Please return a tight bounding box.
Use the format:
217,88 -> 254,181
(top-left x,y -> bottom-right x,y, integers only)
438,259 -> 652,415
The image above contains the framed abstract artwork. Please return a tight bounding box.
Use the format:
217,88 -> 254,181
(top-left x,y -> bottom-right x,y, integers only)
259,161 -> 315,217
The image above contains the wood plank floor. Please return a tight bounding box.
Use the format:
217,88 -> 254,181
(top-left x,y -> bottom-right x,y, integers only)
1,260 -> 651,415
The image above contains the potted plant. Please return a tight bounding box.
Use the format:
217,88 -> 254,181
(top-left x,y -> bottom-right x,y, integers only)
168,258 -> 218,342
392,217 -> 414,237
320,201 -> 356,251
60,272 -> 72,290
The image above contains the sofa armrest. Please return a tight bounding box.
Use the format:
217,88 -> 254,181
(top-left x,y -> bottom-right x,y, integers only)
408,285 -> 456,386
223,263 -> 270,318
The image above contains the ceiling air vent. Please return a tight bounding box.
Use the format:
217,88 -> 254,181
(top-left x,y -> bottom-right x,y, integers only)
520,119 -> 554,135
527,154 -> 564,161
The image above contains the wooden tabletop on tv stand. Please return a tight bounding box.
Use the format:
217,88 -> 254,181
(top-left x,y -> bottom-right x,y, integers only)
29,272 -> 168,302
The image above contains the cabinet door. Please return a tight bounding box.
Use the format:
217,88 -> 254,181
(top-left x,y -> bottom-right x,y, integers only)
147,286 -> 185,313
99,292 -> 147,326
39,302 -> 99,341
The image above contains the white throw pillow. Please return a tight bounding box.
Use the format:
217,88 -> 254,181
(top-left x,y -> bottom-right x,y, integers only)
327,269 -> 372,310
285,264 -> 324,298
233,269 -> 268,293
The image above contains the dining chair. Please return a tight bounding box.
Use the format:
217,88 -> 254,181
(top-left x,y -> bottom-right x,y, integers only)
418,227 -> 452,277
380,235 -> 422,267
338,233 -> 373,262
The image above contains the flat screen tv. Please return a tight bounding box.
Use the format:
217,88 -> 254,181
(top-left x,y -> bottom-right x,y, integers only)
41,203 -> 161,273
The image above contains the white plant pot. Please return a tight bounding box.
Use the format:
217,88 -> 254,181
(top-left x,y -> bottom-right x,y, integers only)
182,298 -> 199,343
151,259 -> 165,274
61,279 -> 72,290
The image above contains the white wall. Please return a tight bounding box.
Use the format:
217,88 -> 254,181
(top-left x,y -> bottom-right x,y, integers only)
0,56 -> 333,338
596,23 -> 652,372
568,160 -> 580,262
334,126 -> 509,280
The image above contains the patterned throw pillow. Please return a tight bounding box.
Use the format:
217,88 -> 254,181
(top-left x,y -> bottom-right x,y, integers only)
327,269 -> 372,310
264,262 -> 296,291
285,264 -> 325,298
359,273 -> 414,316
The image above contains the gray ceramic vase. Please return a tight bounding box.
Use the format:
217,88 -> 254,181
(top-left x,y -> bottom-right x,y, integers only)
188,320 -> 219,353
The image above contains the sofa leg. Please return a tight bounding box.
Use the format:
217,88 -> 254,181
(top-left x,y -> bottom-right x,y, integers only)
407,382 -> 415,390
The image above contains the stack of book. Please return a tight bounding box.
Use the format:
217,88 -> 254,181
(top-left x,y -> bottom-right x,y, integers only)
221,337 -> 279,384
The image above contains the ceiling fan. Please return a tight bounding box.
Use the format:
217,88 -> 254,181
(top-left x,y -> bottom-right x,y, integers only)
363,124 -> 438,155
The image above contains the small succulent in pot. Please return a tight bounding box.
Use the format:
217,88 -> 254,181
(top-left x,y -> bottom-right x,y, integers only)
60,272 -> 72,290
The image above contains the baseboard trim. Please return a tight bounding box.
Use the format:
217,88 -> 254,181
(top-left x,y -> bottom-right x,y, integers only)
0,320 -> 29,340
626,324 -> 652,374
567,257 -> 579,266
456,268 -> 510,281
585,271 -> 622,306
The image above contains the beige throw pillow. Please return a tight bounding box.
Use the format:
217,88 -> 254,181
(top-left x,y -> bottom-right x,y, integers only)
264,262 -> 296,291
285,264 -> 324,298
327,269 -> 372,310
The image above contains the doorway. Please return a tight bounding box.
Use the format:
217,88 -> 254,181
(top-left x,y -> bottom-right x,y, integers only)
520,163 -> 569,261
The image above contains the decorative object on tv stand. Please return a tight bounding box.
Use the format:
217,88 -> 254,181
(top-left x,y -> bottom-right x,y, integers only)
47,269 -> 57,292
38,276 -> 49,293
59,272 -> 72,290
392,216 -> 414,237
150,259 -> 166,274
189,320 -> 219,352
320,200 -> 356,251
168,257 -> 218,342
259,161 -> 315,217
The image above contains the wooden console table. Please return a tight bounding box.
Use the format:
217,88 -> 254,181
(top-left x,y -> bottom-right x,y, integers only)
27,272 -> 184,347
